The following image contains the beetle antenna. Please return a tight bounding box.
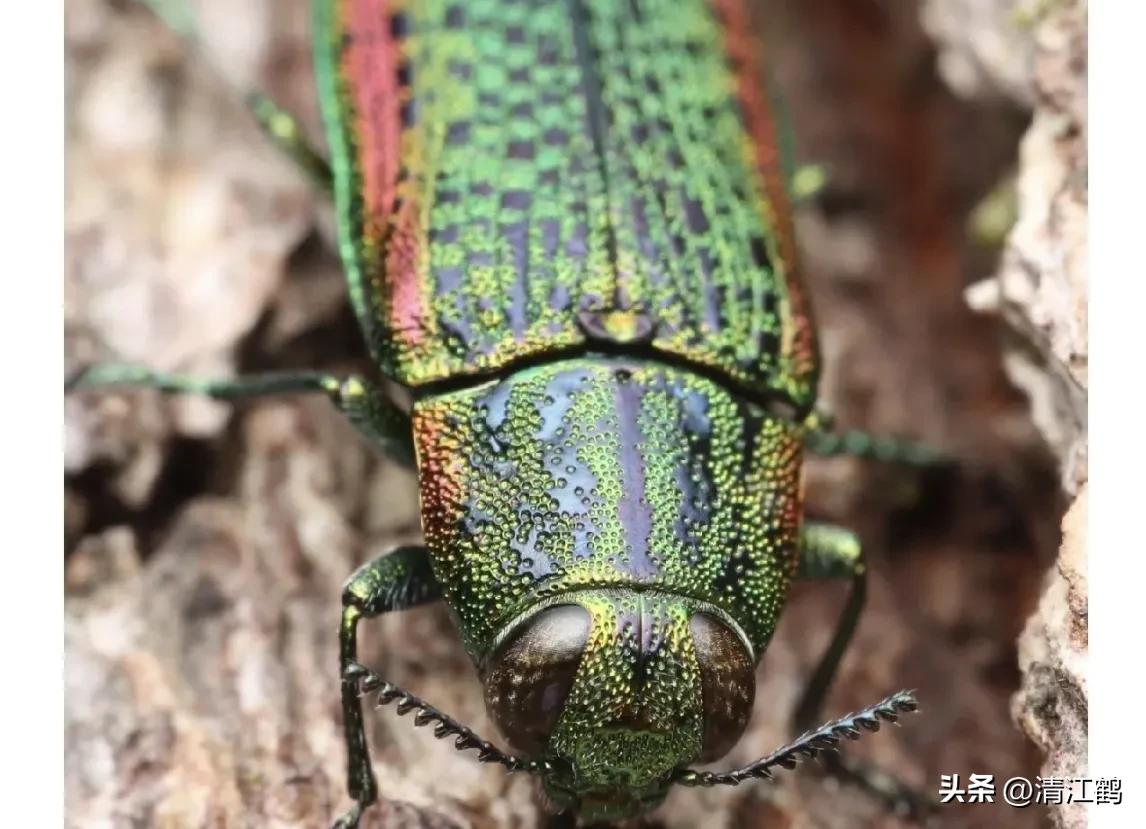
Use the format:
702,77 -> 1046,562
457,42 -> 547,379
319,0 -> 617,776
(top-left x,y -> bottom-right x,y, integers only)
671,689 -> 918,787
347,661 -> 546,775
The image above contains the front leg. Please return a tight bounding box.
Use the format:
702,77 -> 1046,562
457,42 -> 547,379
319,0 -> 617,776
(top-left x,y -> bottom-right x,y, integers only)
334,545 -> 441,829
794,523 -> 933,819
792,522 -> 867,733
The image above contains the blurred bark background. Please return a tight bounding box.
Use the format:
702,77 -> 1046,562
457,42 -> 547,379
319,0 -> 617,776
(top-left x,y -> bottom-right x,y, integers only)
64,0 -> 1085,827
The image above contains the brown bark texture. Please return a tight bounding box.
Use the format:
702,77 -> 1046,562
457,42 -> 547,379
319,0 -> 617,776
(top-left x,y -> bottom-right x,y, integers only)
65,0 -> 1081,827
930,1 -> 1089,827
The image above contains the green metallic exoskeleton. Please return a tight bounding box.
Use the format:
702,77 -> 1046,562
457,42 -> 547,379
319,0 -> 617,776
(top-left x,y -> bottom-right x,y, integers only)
69,0 -> 948,825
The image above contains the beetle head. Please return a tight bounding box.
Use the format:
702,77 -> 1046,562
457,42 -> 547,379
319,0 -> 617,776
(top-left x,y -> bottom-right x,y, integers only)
481,589 -> 755,820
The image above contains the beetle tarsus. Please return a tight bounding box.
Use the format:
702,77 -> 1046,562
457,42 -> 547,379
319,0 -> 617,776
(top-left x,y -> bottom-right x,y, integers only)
330,803 -> 364,829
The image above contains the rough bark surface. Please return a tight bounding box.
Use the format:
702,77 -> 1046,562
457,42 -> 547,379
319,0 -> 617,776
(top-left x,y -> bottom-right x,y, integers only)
66,1 -> 1066,827
933,1 -> 1088,827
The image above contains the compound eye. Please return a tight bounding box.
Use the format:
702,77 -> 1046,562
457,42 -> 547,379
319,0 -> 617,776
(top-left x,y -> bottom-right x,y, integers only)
691,613 -> 756,761
483,605 -> 592,755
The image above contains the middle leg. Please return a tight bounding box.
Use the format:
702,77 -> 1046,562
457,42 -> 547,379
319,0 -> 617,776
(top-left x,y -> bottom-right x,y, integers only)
67,365 -> 415,467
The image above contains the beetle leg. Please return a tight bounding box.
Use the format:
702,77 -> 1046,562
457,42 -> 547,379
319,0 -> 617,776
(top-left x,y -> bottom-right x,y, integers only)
804,427 -> 950,468
245,91 -> 333,192
794,523 -> 934,818
789,163 -> 828,203
67,364 -> 415,467
335,376 -> 417,467
134,0 -> 332,191
768,69 -> 827,206
335,545 -> 441,829
793,522 -> 866,733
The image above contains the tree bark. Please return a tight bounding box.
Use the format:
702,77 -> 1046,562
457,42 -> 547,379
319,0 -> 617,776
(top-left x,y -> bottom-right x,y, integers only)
935,1 -> 1089,826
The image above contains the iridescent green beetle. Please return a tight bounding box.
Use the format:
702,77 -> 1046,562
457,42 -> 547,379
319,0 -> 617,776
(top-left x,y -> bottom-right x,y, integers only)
71,0 -> 943,825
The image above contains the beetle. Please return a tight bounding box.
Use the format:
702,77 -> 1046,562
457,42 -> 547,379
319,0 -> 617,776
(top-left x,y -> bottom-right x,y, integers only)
69,0 -> 943,825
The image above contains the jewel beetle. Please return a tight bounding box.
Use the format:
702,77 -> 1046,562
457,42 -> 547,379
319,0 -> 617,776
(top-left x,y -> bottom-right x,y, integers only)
69,0 -> 944,824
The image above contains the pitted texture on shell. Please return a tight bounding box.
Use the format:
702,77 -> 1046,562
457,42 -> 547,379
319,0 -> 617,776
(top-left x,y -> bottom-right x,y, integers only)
546,592 -> 704,794
413,357 -> 803,658
316,0 -> 818,408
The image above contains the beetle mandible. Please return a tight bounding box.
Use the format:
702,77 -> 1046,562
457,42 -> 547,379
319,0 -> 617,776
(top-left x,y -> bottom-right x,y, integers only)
71,0 -> 945,824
